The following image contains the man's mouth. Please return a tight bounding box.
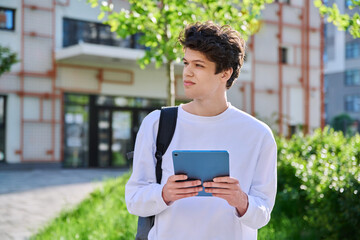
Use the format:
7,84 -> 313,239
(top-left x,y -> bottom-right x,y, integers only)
184,80 -> 195,86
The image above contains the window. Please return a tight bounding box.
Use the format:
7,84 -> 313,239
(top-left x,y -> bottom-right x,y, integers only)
324,46 -> 328,62
279,47 -> 288,64
345,95 -> 360,112
346,42 -> 360,59
0,7 -> 15,31
324,76 -> 329,92
345,70 -> 360,86
63,18 -> 146,49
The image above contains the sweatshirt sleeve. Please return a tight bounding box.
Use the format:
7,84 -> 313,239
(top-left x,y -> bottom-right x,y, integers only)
236,130 -> 277,229
125,111 -> 170,217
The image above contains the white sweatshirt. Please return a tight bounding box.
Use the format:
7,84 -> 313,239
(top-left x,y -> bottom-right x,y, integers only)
125,104 -> 277,240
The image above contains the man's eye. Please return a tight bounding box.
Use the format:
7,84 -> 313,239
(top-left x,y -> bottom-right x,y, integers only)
196,64 -> 204,68
183,62 -> 189,65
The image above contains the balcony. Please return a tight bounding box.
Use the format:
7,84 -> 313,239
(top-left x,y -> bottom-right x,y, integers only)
56,18 -> 146,66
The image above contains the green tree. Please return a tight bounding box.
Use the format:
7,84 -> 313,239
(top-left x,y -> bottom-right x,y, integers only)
0,45 -> 18,77
88,0 -> 273,106
314,0 -> 360,38
331,113 -> 354,135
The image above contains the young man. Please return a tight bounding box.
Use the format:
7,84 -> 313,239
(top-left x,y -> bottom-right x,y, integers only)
126,22 -> 277,239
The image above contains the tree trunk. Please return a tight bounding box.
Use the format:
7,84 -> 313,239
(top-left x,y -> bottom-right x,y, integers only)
166,60 -> 175,106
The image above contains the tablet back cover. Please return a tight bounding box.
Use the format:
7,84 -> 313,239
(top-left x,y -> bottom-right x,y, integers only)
172,150 -> 229,197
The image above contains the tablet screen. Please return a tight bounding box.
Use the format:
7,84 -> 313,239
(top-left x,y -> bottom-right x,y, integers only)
172,150 -> 229,197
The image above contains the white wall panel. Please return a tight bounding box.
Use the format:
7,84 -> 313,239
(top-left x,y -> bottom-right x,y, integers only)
101,65 -> 167,98
24,97 -> 40,120
23,122 -> 52,160
255,64 -> 278,89
227,80 -> 243,110
283,67 -> 301,85
310,90 -> 321,131
283,27 -> 301,45
310,69 -> 321,88
57,67 -> 99,90
54,123 -> 60,160
43,99 -> 52,120
255,92 -> 279,131
0,75 -> 20,92
24,0 -> 52,8
24,36 -> 52,73
24,77 -> 53,92
282,6 -> 302,25
24,8 -> 52,36
309,1 -> 322,28
6,94 -> 21,163
255,25 -> 278,62
261,4 -> 278,21
310,31 -> 321,48
289,87 -> 304,125
55,98 -> 61,121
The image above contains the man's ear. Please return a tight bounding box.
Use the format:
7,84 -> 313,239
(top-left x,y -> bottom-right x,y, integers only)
220,68 -> 233,83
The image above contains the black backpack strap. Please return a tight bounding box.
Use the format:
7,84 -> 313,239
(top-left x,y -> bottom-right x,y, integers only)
155,106 -> 178,184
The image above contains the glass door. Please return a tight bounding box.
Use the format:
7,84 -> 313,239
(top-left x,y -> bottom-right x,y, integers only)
0,96 -> 6,162
63,94 -> 90,167
98,109 -> 111,167
97,109 -> 132,167
111,111 -> 132,167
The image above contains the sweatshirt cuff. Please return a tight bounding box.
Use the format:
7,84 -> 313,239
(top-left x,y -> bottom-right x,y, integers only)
234,195 -> 256,223
155,183 -> 171,212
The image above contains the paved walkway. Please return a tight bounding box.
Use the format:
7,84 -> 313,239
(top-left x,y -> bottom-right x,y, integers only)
0,164 -> 127,240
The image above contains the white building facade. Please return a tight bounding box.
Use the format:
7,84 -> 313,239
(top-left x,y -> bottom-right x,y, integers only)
0,0 -> 323,167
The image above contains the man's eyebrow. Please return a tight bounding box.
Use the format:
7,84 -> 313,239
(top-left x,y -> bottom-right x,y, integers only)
182,58 -> 206,63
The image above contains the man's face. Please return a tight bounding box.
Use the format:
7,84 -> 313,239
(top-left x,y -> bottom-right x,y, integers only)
182,48 -> 226,100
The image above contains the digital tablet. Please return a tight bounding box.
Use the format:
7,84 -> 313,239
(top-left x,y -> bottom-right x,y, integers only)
172,150 -> 229,197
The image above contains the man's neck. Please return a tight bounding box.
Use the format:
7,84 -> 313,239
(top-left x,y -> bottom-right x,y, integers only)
182,98 -> 229,117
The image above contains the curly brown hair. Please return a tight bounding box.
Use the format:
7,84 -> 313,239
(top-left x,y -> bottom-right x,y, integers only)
178,21 -> 246,89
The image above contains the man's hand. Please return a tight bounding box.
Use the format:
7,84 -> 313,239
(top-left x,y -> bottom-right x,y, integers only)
162,175 -> 202,205
203,177 -> 249,216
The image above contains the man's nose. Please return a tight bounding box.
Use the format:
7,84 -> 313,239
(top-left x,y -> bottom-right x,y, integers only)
183,65 -> 194,77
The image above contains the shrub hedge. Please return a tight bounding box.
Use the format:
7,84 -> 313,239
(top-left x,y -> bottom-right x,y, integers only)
268,127 -> 360,239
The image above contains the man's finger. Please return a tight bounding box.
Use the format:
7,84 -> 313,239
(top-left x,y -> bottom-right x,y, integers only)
213,176 -> 239,183
169,174 -> 188,182
211,193 -> 231,199
205,187 -> 232,195
173,186 -> 203,195
174,192 -> 199,200
175,180 -> 202,188
203,182 -> 236,189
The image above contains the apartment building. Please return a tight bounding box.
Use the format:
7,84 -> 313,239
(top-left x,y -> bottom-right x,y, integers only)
324,0 -> 360,130
0,0 -> 323,167
232,0 -> 323,136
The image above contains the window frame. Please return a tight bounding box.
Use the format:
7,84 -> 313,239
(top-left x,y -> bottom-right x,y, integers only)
0,7 -> 16,31
346,42 -> 360,59
345,95 -> 360,113
345,69 -> 360,86
279,47 -> 288,64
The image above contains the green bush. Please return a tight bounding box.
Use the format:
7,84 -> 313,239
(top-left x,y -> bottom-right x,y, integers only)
263,127 -> 360,240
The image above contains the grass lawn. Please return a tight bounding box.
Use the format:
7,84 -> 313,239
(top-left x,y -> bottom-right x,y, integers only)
32,172 -> 137,240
